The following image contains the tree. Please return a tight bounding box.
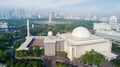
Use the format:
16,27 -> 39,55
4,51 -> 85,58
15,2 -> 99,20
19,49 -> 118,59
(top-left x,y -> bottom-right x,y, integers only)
33,46 -> 41,56
15,62 -> 21,67
0,50 -> 11,61
20,63 -> 25,67
28,46 -> 33,56
3,50 -> 11,61
111,59 -> 120,67
80,49 -> 104,66
56,51 -> 67,58
40,48 -> 44,55
112,43 -> 120,54
0,50 -> 4,60
0,41 -> 5,49
26,63 -> 33,67
6,61 -> 14,67
56,64 -> 65,67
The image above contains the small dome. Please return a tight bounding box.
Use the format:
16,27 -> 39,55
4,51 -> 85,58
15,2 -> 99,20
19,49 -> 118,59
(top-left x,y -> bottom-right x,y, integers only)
72,27 -> 90,38
48,31 -> 53,36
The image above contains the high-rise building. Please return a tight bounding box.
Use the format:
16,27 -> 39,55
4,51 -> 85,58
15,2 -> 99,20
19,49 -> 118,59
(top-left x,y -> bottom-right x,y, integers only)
109,16 -> 119,30
109,16 -> 117,24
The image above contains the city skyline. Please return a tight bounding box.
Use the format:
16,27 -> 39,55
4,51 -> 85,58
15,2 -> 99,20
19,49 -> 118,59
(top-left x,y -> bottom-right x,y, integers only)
0,0 -> 120,15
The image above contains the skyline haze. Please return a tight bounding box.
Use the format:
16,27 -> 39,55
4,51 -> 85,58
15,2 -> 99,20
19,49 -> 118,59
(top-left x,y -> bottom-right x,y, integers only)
0,0 -> 120,15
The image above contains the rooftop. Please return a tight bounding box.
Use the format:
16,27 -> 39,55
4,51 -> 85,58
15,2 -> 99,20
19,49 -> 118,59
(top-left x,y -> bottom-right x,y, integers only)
96,30 -> 120,37
30,38 -> 44,47
17,36 -> 34,50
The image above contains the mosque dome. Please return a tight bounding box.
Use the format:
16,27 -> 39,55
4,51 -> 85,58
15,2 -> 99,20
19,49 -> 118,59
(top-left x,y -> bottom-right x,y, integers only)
48,31 -> 53,36
72,27 -> 90,38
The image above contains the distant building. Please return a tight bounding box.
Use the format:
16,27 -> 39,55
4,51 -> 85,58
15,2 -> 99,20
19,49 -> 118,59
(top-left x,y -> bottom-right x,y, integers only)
0,22 -> 8,29
91,15 -> 98,21
17,20 -> 117,61
95,30 -> 120,41
94,22 -> 111,30
94,16 -> 120,31
0,22 -> 9,32
44,12 -> 55,24
99,16 -> 109,22
109,16 -> 117,25
44,12 -> 66,26
94,16 -> 120,42
109,16 -> 120,31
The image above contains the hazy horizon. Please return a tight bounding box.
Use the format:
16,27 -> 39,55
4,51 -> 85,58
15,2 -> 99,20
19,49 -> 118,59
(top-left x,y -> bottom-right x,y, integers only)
0,0 -> 120,15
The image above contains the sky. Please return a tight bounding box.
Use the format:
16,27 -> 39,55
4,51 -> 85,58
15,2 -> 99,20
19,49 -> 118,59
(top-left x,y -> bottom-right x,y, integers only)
0,0 -> 120,15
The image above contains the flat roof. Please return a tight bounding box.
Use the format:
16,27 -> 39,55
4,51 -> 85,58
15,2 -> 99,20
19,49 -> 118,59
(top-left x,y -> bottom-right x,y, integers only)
16,36 -> 33,50
58,33 -> 110,46
100,51 -> 117,58
30,38 -> 44,47
96,30 -> 120,37
66,38 -> 110,46
44,36 -> 64,43
59,33 -> 105,42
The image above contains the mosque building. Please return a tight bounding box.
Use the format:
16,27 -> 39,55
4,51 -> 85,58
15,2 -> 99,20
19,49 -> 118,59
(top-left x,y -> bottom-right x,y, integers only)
17,19 -> 117,61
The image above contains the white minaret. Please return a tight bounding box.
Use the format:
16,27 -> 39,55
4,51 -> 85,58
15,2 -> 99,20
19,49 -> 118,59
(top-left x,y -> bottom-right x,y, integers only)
27,19 -> 30,37
49,12 -> 52,22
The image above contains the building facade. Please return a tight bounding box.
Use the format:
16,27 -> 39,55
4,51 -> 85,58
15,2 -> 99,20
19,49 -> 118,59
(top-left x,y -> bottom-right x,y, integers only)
17,20 -> 117,61
44,27 -> 117,60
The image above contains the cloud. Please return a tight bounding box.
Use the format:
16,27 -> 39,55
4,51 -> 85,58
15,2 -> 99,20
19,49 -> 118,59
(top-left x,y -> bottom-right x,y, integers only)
0,0 -> 86,9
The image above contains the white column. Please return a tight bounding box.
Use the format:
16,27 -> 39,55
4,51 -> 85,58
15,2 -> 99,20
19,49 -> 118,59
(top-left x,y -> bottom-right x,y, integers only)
75,46 -> 76,57
68,46 -> 73,61
27,19 -> 30,37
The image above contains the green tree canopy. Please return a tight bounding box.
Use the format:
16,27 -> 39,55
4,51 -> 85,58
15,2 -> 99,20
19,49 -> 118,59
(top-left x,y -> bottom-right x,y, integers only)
56,63 -> 65,67
111,59 -> 120,67
80,49 -> 104,66
56,51 -> 67,58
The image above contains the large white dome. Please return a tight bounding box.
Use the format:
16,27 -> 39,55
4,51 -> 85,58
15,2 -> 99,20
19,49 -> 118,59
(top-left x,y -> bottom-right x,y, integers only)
72,27 -> 90,38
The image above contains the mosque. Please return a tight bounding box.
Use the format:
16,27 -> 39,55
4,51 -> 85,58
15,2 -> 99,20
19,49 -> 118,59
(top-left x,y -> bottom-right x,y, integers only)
17,19 -> 117,61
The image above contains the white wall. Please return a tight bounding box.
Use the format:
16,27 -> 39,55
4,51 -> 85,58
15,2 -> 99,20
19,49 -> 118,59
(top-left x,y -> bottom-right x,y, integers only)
68,46 -> 73,60
67,42 -> 111,60
44,43 -> 56,56
76,42 -> 111,57
64,41 -> 68,53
